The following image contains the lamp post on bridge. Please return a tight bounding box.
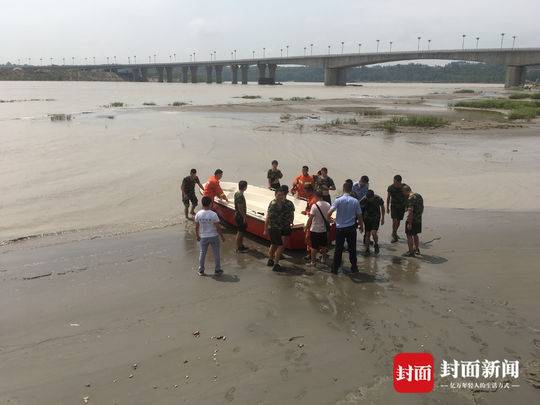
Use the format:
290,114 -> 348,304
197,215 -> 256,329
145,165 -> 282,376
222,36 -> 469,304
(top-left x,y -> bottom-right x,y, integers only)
134,56 -> 137,64
263,47 -> 266,58
153,54 -> 156,63
234,49 -> 237,60
389,41 -> 393,52
341,41 -> 344,54
376,39 -> 380,53
128,56 -> 131,64
63,57 -> 65,65
358,43 -> 362,53
84,57 -> 87,65
107,57 -> 110,65
500,33 -> 505,49
417,36 -> 421,51
512,35 -> 516,49
252,50 -> 255,59
72,56 -> 75,65
231,51 -> 233,60
328,45 -> 331,55
280,48 -> 283,57
428,39 -> 432,51
93,57 -> 96,65
114,56 -> 117,64
462,34 -> 466,50
193,52 -> 196,62
476,37 -> 480,49
148,56 -> 151,63
310,43 -> 313,56
50,57 -> 53,66
304,46 -> 306,56
286,45 -> 289,57
214,51 -> 216,61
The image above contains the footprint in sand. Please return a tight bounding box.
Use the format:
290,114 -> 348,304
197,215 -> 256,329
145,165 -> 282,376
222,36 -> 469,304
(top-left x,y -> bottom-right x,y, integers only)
280,368 -> 289,381
225,387 -> 236,402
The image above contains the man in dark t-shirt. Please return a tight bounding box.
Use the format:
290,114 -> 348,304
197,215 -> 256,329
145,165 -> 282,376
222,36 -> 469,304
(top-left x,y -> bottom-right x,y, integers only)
386,174 -> 406,243
360,190 -> 385,255
234,180 -> 249,253
403,185 -> 424,257
267,160 -> 283,190
181,168 -> 204,218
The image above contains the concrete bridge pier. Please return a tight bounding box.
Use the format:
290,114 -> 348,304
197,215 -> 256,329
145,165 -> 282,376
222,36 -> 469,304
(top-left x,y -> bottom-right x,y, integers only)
257,64 -> 267,83
241,65 -> 249,84
157,67 -> 165,83
131,68 -> 140,82
324,67 -> 348,86
231,65 -> 239,84
140,67 -> 148,82
190,66 -> 198,83
182,66 -> 189,83
215,65 -> 223,84
206,66 -> 213,83
268,64 -> 277,84
505,66 -> 526,88
166,67 -> 173,83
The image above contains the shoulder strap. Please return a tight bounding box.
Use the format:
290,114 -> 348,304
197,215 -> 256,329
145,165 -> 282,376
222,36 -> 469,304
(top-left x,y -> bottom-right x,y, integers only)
315,202 -> 330,232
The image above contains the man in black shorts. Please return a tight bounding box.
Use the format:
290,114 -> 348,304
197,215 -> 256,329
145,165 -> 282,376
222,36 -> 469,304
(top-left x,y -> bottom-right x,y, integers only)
264,187 -> 287,272
234,180 -> 249,253
181,168 -> 204,218
280,185 -> 295,247
403,185 -> 424,257
386,175 -> 406,243
360,190 -> 385,256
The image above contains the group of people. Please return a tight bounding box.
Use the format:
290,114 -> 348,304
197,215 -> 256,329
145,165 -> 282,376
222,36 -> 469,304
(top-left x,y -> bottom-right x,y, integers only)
181,162 -> 424,276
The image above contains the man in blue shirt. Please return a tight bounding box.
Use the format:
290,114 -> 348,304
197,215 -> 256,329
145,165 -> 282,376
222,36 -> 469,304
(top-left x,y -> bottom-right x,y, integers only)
352,175 -> 369,201
328,182 -> 364,274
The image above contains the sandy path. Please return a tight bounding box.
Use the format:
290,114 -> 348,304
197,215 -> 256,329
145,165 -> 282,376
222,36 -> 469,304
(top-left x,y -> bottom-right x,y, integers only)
1,208 -> 539,404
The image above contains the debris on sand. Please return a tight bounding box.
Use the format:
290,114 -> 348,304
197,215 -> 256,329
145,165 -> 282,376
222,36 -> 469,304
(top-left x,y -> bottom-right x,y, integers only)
49,113 -> 72,122
128,374 -> 134,379
131,363 -> 138,370
212,335 -> 227,341
83,396 -> 89,403
288,336 -> 304,342
193,330 -> 200,338
23,272 -> 52,280
297,344 -> 304,348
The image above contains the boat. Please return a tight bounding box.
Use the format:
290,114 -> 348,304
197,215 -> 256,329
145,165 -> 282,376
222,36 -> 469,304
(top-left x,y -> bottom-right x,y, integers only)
204,182 -> 336,250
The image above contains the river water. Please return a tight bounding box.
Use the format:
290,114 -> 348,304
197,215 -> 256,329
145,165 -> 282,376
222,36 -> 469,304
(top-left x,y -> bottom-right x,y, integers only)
1,81 -> 539,242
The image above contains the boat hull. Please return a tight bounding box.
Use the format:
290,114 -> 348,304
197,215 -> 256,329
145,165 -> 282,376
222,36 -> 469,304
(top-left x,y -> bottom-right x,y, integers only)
213,201 -> 335,250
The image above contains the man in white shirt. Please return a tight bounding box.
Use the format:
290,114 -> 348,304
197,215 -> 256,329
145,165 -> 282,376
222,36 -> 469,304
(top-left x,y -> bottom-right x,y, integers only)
194,196 -> 225,276
304,191 -> 331,268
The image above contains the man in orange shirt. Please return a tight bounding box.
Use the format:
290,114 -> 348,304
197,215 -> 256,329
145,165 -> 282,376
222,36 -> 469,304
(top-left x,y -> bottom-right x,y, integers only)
291,165 -> 314,200
203,169 -> 229,203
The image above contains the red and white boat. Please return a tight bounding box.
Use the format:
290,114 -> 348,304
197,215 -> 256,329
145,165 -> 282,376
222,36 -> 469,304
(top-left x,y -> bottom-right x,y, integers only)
206,182 -> 336,250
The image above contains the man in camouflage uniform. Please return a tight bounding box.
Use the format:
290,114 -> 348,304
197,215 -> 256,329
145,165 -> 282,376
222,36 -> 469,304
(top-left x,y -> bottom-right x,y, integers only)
386,174 -> 406,243
403,184 -> 424,257
264,187 -> 287,272
280,185 -> 296,248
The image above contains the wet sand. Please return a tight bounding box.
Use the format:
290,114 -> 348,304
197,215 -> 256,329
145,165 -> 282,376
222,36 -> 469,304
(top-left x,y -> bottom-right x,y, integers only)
1,208 -> 539,404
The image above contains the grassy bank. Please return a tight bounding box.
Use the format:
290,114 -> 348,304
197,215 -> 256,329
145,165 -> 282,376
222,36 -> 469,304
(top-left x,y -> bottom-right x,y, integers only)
379,115 -> 449,132
454,98 -> 540,121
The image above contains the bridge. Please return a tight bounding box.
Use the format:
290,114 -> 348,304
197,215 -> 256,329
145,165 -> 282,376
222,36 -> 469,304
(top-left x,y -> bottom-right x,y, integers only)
54,48 -> 540,87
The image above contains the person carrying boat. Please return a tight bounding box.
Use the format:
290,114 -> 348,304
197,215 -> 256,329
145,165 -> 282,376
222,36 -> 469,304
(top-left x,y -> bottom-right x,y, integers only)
203,169 -> 229,203
315,167 -> 336,204
234,180 -> 249,253
280,185 -> 295,248
352,175 -> 369,202
263,187 -> 288,272
291,165 -> 315,200
181,168 -> 204,219
304,191 -> 331,268
267,160 -> 283,190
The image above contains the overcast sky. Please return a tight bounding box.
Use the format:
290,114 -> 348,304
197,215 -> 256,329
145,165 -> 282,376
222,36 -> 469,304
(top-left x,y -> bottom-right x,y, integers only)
1,0 -> 538,64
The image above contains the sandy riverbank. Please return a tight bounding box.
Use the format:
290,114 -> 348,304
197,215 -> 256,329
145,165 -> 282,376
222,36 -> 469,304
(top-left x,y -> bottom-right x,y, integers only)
1,207 -> 539,404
